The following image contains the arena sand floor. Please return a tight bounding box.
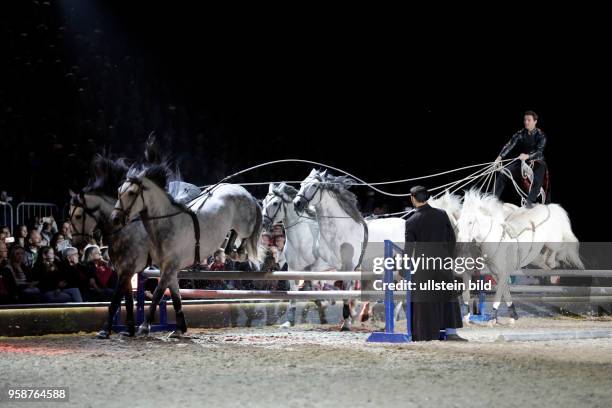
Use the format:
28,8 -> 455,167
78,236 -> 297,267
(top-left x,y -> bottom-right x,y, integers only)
1,317 -> 612,407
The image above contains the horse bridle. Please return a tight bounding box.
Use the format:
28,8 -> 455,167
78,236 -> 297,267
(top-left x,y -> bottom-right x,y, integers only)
263,191 -> 289,225
263,190 -> 311,230
115,177 -> 202,266
295,176 -> 324,209
113,177 -> 147,224
70,193 -> 102,241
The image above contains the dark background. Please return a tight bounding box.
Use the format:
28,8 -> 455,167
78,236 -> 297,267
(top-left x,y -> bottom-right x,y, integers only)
1,1 -> 609,240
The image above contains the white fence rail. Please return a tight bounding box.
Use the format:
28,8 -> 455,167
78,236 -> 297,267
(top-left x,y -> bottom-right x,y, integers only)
16,202 -> 59,226
0,202 -> 13,234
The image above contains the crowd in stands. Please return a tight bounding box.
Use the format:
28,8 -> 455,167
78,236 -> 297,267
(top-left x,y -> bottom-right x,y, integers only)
0,212 -> 291,305
0,215 -> 117,305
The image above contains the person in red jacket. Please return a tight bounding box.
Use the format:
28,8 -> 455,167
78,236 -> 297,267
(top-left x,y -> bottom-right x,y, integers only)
81,244 -> 117,301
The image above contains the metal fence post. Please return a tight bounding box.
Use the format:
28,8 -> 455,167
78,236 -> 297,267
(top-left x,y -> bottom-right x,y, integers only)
367,240 -> 411,343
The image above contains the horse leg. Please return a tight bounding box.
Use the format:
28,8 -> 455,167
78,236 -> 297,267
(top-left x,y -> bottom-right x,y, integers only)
489,266 -> 504,325
314,299 -> 328,324
358,301 -> 371,323
393,301 -> 403,322
461,271 -> 472,324
168,277 -> 187,338
96,273 -> 130,339
280,280 -> 298,328
122,278 -> 136,337
500,277 -> 518,322
339,243 -> 356,332
137,272 -> 171,336
340,280 -> 353,331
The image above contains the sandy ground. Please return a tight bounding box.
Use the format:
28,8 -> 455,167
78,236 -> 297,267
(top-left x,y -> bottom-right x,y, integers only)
2,317 -> 612,408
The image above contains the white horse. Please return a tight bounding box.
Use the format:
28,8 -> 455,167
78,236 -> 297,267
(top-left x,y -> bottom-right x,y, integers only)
293,169 -> 368,330
262,183 -> 333,326
456,189 -> 583,323
111,163 -> 262,336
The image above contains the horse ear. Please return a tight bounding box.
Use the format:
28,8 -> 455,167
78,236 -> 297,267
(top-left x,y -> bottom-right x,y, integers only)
268,184 -> 275,194
69,189 -> 77,198
309,168 -> 317,176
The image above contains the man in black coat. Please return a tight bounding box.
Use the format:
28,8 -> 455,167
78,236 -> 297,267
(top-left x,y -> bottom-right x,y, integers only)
404,186 -> 466,341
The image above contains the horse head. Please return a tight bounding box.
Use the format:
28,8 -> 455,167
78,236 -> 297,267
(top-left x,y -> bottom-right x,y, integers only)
111,163 -> 171,227
457,189 -> 505,243
262,183 -> 296,231
293,169 -> 324,212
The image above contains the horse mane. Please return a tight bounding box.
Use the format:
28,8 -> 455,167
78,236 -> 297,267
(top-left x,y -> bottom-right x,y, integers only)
83,153 -> 130,197
272,183 -> 316,218
273,182 -> 298,198
319,172 -> 363,224
429,190 -> 462,218
127,162 -> 174,190
462,188 -> 504,220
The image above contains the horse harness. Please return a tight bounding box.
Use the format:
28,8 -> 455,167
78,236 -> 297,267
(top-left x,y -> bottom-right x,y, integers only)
481,205 -> 552,267
114,177 -> 202,266
69,193 -> 110,241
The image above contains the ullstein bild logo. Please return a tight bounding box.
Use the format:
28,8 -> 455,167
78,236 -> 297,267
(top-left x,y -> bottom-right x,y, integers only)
372,254 -> 487,275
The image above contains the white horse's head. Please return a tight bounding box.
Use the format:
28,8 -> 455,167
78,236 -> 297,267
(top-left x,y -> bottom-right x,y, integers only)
293,168 -> 327,212
457,189 -> 504,243
111,164 -> 170,227
262,183 -> 295,231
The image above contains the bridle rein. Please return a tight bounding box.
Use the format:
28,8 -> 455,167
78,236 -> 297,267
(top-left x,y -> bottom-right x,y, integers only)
70,193 -> 102,242
114,177 -> 202,266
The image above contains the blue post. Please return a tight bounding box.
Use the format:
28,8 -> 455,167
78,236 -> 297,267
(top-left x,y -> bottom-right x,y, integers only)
384,240 -> 394,334
367,240 -> 411,343
405,254 -> 412,340
136,272 -> 145,326
469,274 -> 491,322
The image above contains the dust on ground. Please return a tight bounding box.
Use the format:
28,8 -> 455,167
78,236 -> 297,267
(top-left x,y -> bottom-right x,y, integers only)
1,316 -> 612,408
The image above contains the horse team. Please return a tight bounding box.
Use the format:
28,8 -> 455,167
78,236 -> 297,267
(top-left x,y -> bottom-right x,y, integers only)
68,141 -> 583,339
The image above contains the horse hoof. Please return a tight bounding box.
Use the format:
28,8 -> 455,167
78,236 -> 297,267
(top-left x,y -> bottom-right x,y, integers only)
320,318 -> 328,325
120,330 -> 135,337
136,324 -> 150,336
463,315 -> 471,325
168,330 -> 184,339
487,320 -> 496,328
279,321 -> 292,329
340,324 -> 351,332
508,318 -> 516,326
95,330 -> 110,339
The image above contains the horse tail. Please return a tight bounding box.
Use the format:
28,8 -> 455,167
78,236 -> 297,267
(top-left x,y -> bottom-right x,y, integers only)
246,200 -> 263,267
550,204 -> 585,269
561,241 -> 585,269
